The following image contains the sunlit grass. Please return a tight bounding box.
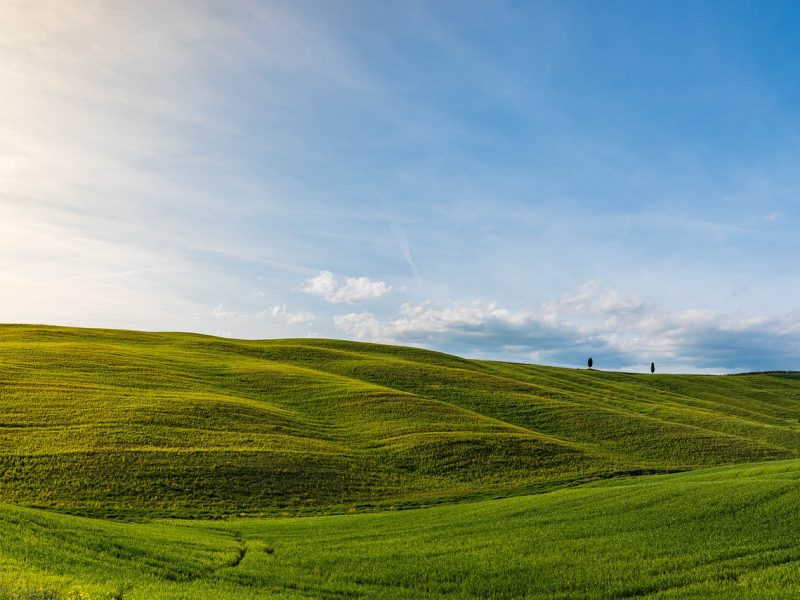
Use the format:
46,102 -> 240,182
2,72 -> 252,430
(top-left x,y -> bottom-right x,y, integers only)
2,459 -> 800,599
2,324 -> 800,598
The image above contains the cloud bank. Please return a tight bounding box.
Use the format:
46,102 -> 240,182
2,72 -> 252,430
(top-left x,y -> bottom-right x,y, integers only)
334,283 -> 800,373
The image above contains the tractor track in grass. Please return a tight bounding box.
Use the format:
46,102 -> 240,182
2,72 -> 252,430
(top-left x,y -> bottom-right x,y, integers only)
230,531 -> 247,568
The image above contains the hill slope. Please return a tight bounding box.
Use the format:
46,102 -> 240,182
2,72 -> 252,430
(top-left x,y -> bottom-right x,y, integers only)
1,324 -> 800,517
4,459 -> 800,599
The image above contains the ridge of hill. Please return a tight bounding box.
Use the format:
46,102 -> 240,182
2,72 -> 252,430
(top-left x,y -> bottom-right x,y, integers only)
1,324 -> 800,517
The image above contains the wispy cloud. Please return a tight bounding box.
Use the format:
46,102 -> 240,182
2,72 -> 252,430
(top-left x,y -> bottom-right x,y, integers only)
265,305 -> 314,325
212,303 -> 313,325
0,1 -> 371,333
378,200 -> 423,283
301,271 -> 391,304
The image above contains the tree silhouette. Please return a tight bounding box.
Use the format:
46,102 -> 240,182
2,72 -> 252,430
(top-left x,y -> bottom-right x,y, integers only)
650,362 -> 655,374
588,357 -> 593,369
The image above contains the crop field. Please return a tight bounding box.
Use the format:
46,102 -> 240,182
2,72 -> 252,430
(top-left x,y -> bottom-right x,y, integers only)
1,325 -> 800,598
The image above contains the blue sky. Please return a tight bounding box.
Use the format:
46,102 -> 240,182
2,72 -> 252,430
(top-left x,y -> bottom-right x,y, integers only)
3,0 -> 800,372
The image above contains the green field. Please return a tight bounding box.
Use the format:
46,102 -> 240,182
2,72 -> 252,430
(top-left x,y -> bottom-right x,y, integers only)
1,324 -> 800,598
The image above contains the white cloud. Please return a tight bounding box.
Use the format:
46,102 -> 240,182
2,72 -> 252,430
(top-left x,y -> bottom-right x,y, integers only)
301,271 -> 391,304
334,301 -> 550,346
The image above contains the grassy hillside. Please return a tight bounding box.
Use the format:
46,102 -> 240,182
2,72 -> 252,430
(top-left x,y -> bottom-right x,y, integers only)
2,324 -> 800,517
3,458 -> 800,599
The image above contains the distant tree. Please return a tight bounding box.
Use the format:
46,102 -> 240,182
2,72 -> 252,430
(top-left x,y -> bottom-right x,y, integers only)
651,362 -> 655,374
588,357 -> 593,369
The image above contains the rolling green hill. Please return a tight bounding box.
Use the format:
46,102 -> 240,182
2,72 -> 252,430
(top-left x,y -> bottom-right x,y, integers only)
3,459 -> 800,599
1,324 -> 799,518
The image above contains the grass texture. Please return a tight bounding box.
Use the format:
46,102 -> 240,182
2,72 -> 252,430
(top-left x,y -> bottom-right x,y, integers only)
2,324 -> 800,598
3,459 -> 800,599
